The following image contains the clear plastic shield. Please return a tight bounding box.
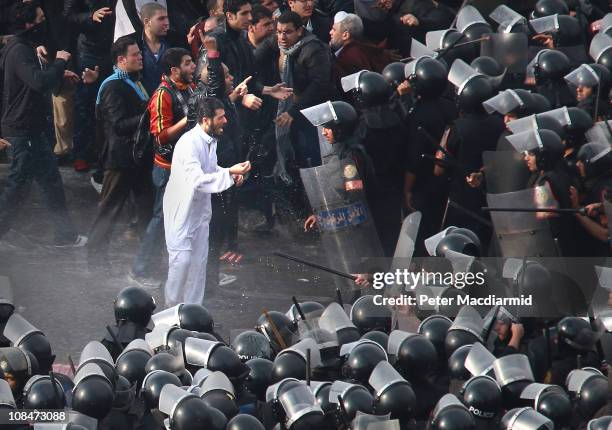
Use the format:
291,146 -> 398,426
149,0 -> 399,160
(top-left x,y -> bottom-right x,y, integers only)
279,385 -> 322,427
424,226 -> 456,257
486,185 -> 559,258
483,90 -> 524,115
426,30 -> 452,51
529,15 -> 560,34
456,5 -> 488,33
448,59 -> 481,93
308,380 -> 331,397
449,306 -> 484,340
192,368 -> 213,387
432,394 -> 465,418
0,379 -> 15,408
410,39 -> 436,59
404,59 -> 419,78
352,413 -> 397,430
184,337 -> 222,368
589,32 -> 612,63
387,330 -> 415,356
566,368 -> 602,393
445,250 -> 475,275
585,121 -> 612,145
564,64 -> 600,88
301,101 -> 338,127
506,129 -> 543,152
526,50 -> 549,81
199,371 -> 235,396
493,354 -> 535,387
296,318 -> 339,349
67,411 -> 98,430
78,341 -> 114,369
3,313 -> 42,346
601,13 -> 612,34
520,383 -> 561,407
489,5 -> 525,28
158,384 -> 194,418
482,150 -> 531,195
465,342 -> 496,376
281,338 -> 322,368
391,211 -> 421,272
265,378 -> 301,403
117,339 -> 152,361
341,70 -> 367,93
300,158 -> 384,291
368,361 -> 404,396
73,363 -> 109,387
151,305 -> 182,327
319,303 -> 355,333
480,33 -> 529,74
507,407 -> 554,430
506,115 -> 538,135
145,324 -> 173,351
328,380 -> 357,403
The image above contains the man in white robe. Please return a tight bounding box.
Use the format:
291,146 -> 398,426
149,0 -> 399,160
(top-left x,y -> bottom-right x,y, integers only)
163,97 -> 251,306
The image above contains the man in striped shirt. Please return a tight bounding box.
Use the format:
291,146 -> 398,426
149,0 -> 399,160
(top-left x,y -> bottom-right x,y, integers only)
130,47 -> 195,287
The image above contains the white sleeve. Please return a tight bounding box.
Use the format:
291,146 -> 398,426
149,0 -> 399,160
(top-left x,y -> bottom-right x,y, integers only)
183,145 -> 234,194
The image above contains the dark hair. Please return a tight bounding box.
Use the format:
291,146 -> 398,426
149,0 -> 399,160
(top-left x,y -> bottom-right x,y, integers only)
111,36 -> 138,65
197,97 -> 225,122
251,4 -> 273,25
277,11 -> 302,30
162,48 -> 191,76
207,0 -> 221,13
224,0 -> 250,15
11,2 -> 40,31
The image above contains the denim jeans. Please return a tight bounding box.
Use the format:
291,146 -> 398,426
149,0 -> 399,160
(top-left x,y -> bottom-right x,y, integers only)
131,166 -> 170,276
73,52 -> 105,161
0,134 -> 77,243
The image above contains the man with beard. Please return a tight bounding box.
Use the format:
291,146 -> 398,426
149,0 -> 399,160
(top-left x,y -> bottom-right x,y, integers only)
130,48 -> 196,287
0,2 -> 86,247
163,97 -> 251,306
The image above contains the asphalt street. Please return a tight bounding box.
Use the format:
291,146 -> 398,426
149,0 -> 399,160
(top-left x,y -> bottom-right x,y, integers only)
0,165 -> 418,367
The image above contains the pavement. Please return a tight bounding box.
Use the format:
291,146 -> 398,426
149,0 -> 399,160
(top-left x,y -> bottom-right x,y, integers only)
0,165 -> 418,365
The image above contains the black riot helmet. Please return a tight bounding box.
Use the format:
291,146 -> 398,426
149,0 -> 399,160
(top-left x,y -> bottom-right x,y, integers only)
590,33 -> 612,72
114,286 -> 156,326
418,315 -> 452,361
529,93 -> 552,114
448,344 -> 473,382
3,313 -> 54,373
456,5 -> 492,43
430,394 -> 477,430
531,0 -> 569,18
404,56 -> 449,100
340,340 -> 388,384
167,328 -> 217,353
77,341 -> 117,388
286,301 -> 325,325
388,330 -> 438,381
159,384 -> 226,430
72,363 -> 115,420
531,50 -> 571,83
22,374 -> 66,409
140,369 -> 182,410
151,303 -> 214,333
278,384 -> 327,430
577,141 -> 612,179
556,317 -> 600,351
0,347 -> 39,393
555,15 -> 582,46
321,101 -> 358,141
244,358 -> 274,401
226,414 -> 266,430
199,371 -> 239,420
309,381 -> 335,416
445,306 -> 484,358
566,369 -> 608,419
231,330 -> 273,362
501,407 -> 554,429
255,311 -> 296,353
428,29 -> 473,64
115,339 -> 152,389
329,381 -> 374,423
361,331 -> 389,351
350,295 -> 392,334
113,374 -> 135,411
471,56 -> 505,89
507,128 -> 564,172
368,360 -> 416,420
565,107 -> 593,147
342,70 -> 392,108
435,232 -> 481,258
144,350 -> 184,375
273,338 -> 322,383
459,75 -> 494,113
184,337 -> 250,381
460,375 -> 502,421
383,62 -> 407,89
493,354 -> 535,408
520,383 -> 571,427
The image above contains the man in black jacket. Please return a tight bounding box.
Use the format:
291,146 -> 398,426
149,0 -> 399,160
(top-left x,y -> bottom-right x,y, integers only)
288,0 -> 332,43
0,2 -> 86,247
255,11 -> 332,169
87,36 -> 151,262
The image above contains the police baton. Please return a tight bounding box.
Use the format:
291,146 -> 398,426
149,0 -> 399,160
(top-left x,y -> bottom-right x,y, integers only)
482,207 -> 588,215
272,252 -> 358,281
